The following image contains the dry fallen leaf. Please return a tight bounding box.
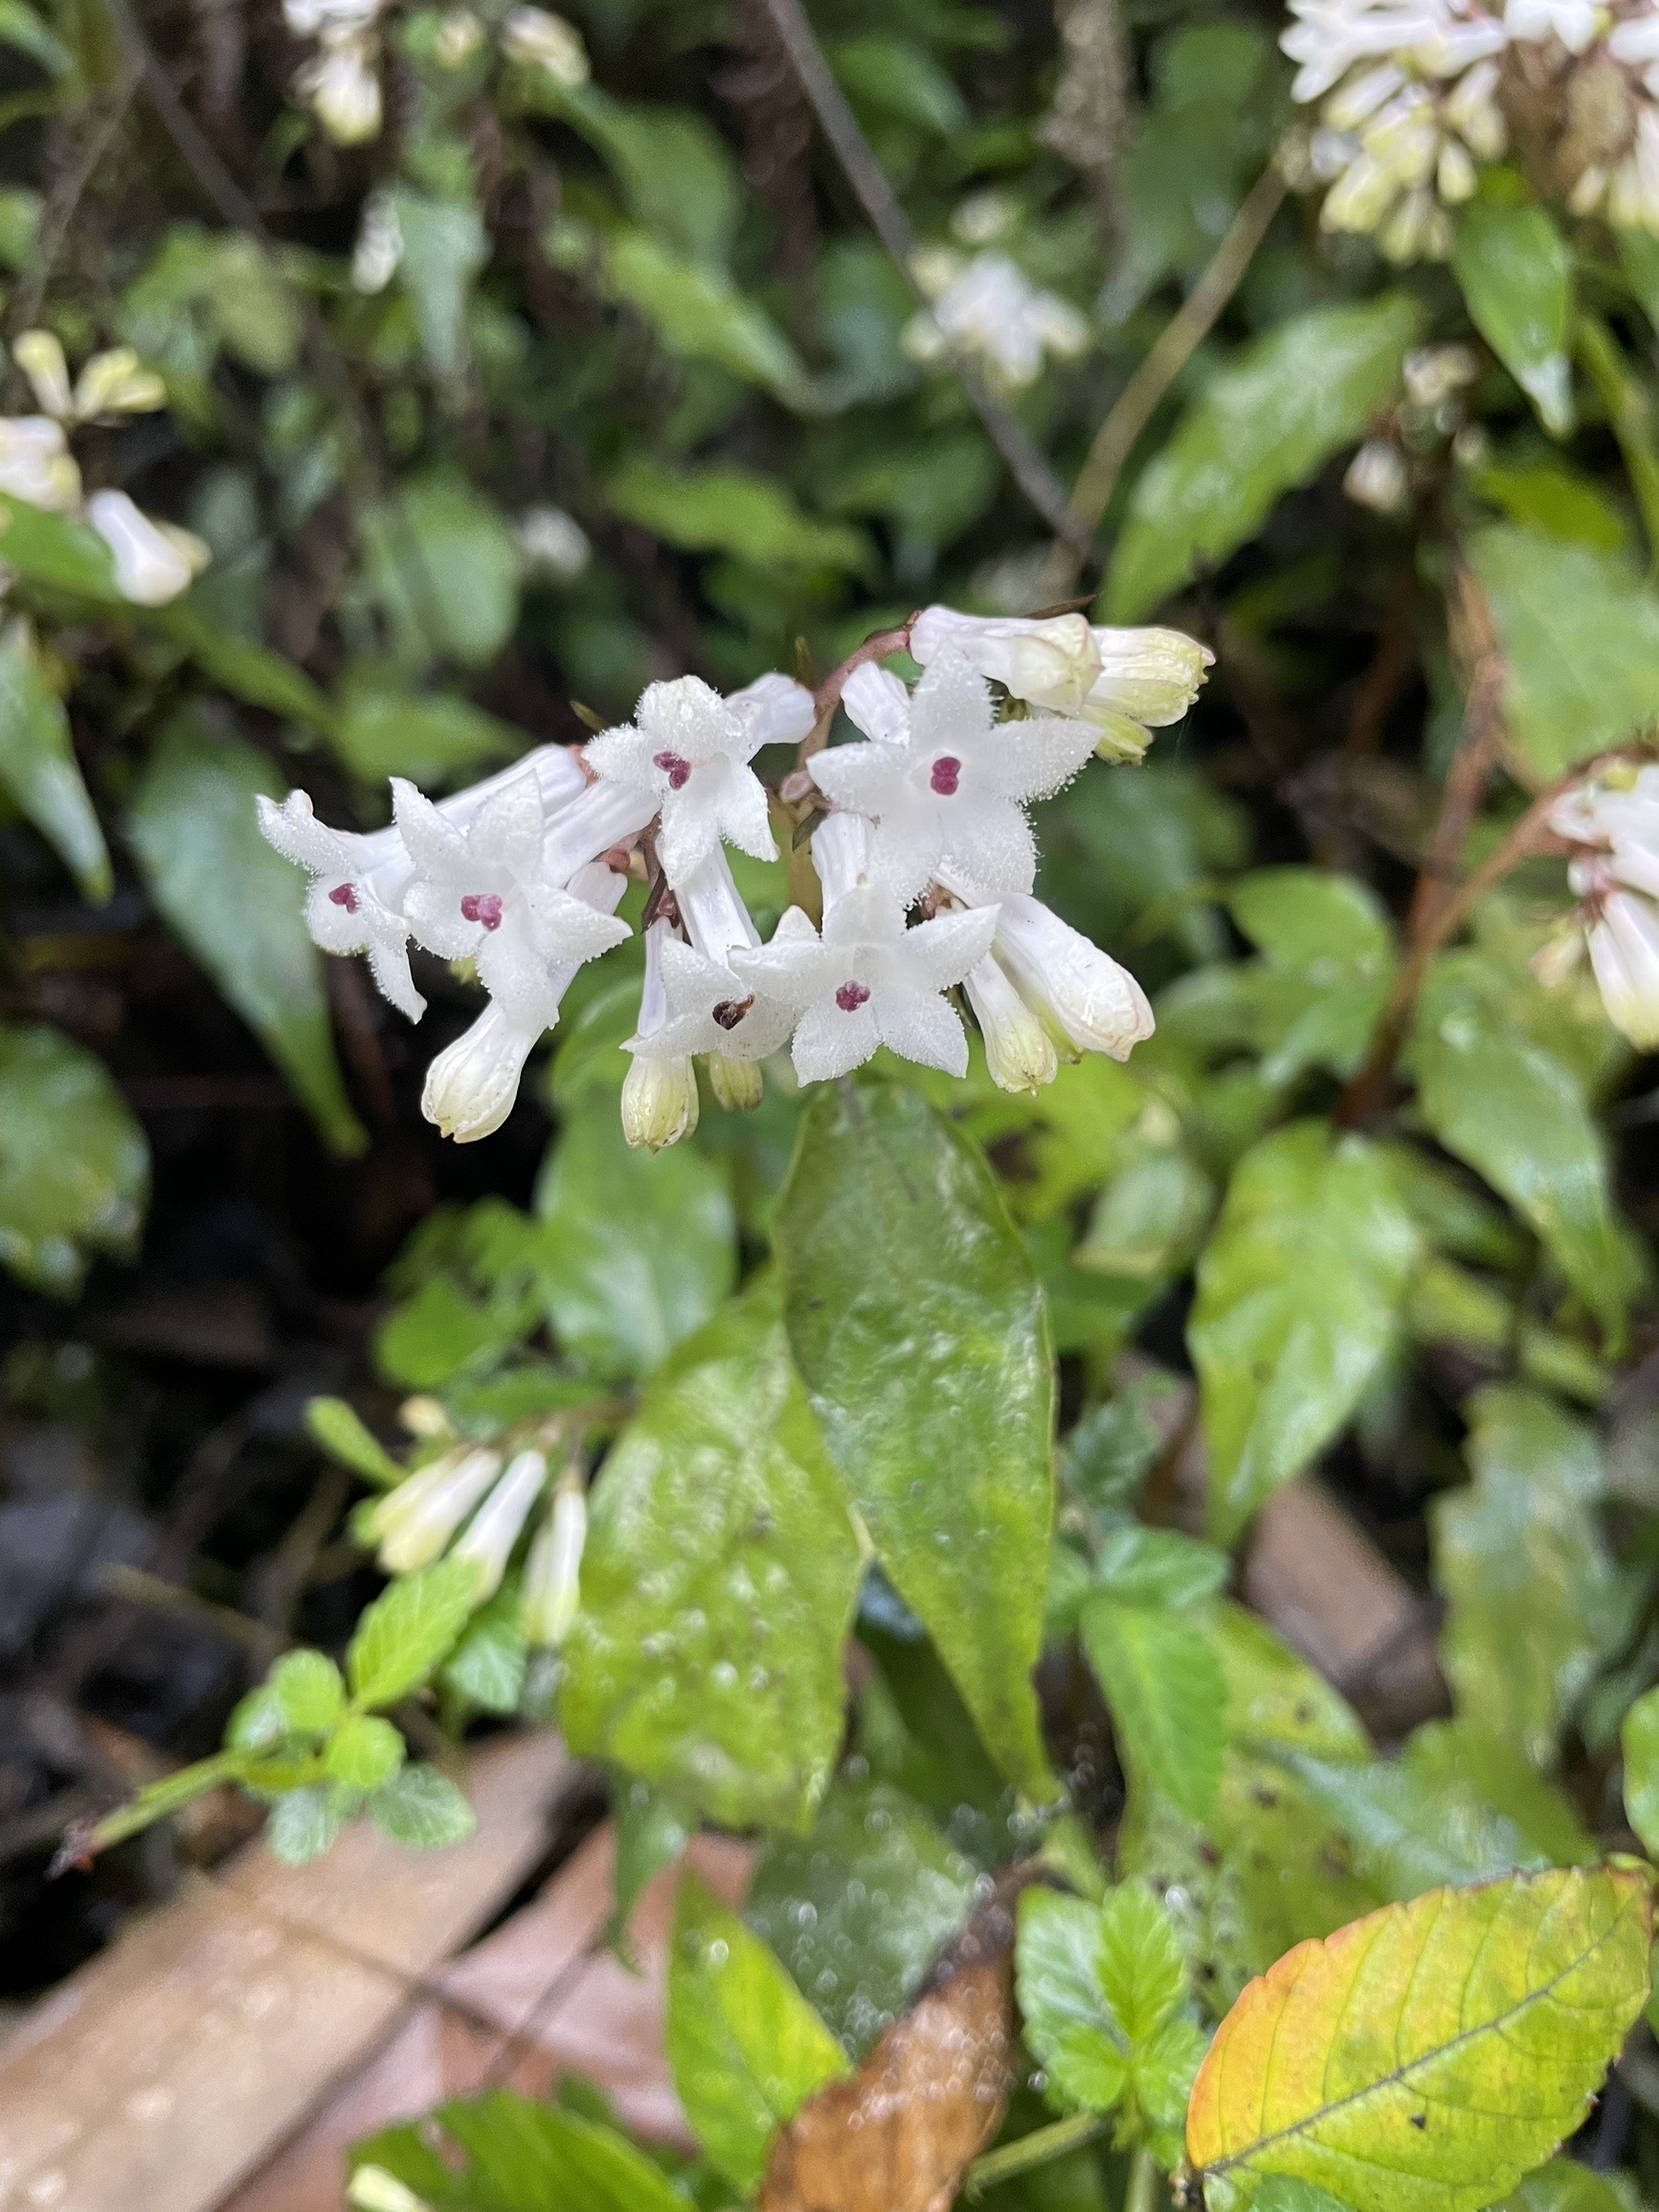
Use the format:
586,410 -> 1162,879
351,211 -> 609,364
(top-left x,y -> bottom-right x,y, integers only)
758,1874 -> 1023,2212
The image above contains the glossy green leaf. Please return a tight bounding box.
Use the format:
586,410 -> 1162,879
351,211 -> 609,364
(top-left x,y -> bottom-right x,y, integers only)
555,85 -> 740,262
1620,1684 -> 1659,1858
1190,1122 -> 1420,1543
347,1555 -> 481,1709
667,1871 -> 851,2192
1435,1389 -> 1615,1770
1410,957 -> 1632,1345
153,604 -> 331,729
1106,294 -> 1424,621
1188,1866 -> 1654,2212
325,1713 -> 405,1790
604,228 -> 809,403
268,1649 -> 347,1735
442,1591 -> 527,1714
126,721 -> 366,1155
1468,524 -> 1659,781
608,1776 -> 689,1949
746,1777 -> 979,2057
436,2090 -> 685,2212
330,681 -> 516,785
533,1100 -> 736,1382
606,458 -> 873,574
387,188 -> 488,382
778,1081 -> 1055,1794
560,1281 -> 862,1829
1498,2158 -> 1636,2212
0,1020 -> 147,1295
0,492 -> 122,599
0,625 -> 109,898
304,1396 -> 403,1488
360,473 -> 520,671
1453,204 -> 1573,436
368,1763 -> 477,1848
1082,1593 -> 1225,1825
1093,1526 -> 1230,1611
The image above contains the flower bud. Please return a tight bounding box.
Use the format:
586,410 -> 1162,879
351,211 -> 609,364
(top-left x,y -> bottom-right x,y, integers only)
450,1447 -> 548,1598
964,953 -> 1058,1094
348,2167 -> 434,2212
620,1051 -> 699,1149
398,1395 -> 454,1438
517,504 -> 590,580
295,34 -> 383,145
500,5 -> 588,83
422,1003 -> 539,1143
1587,887 -> 1659,1051
368,1447 -> 503,1573
351,193 -> 404,294
707,1052 -> 763,1110
433,6 -> 484,66
86,490 -> 210,606
0,415 -> 79,511
12,330 -> 71,419
523,1471 -> 586,1647
72,346 -> 167,421
1344,438 -> 1410,517
991,893 -> 1155,1061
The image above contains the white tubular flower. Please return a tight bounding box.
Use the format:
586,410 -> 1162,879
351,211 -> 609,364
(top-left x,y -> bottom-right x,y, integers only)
729,814 -> 998,1084
904,251 -> 1090,391
964,952 -> 1059,1094
633,851 -> 796,1065
11,331 -> 71,418
968,888 -> 1156,1061
909,605 -> 1212,762
809,651 -> 1096,903
69,346 -> 167,421
621,919 -> 701,1150
584,675 -> 785,887
367,1446 -> 503,1574
85,490 -> 210,606
351,192 -> 404,294
1585,884 -> 1659,1048
523,1470 -> 587,1648
294,34 -> 383,145
500,4 -> 590,83
0,416 -> 80,510
1344,438 -> 1412,514
284,0 -> 381,33
728,668 -> 818,749
348,2167 -> 434,2212
517,504 -> 590,580
421,858 -> 627,1142
451,1447 -> 548,1598
1506,0 -> 1598,48
395,765 -> 631,1032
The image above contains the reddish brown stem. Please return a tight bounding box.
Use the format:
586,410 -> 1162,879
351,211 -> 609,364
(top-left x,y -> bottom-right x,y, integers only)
780,618 -> 917,799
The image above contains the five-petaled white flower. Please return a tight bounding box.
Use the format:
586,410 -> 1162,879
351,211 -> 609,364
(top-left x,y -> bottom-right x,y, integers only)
395,765 -> 630,1032
731,815 -> 998,1083
808,651 -> 1096,903
258,792 -> 424,1018
584,672 -> 812,887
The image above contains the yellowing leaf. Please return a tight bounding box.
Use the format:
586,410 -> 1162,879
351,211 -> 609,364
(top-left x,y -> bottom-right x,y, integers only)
1187,1866 -> 1653,2212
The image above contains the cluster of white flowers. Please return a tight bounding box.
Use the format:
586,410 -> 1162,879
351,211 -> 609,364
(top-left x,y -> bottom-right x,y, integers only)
1285,0 -> 1659,254
905,248 -> 1091,391
260,606 -> 1212,1149
0,332 -> 208,607
284,0 -> 587,145
1545,761 -> 1659,1048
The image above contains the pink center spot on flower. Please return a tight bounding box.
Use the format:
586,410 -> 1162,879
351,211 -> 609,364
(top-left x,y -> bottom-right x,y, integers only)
835,980 -> 871,1013
930,755 -> 962,796
653,750 -> 693,791
328,883 -> 360,913
460,893 -> 504,930
712,997 -> 753,1031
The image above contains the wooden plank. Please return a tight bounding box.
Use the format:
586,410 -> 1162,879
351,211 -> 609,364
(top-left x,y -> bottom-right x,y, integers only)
0,1731 -> 579,2212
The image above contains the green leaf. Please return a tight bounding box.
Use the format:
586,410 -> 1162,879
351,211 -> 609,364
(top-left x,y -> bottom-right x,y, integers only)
386,188 -> 488,382
606,458 -> 873,574
1093,1526 -> 1230,1611
1623,1685 -> 1659,1858
746,1777 -> 979,2057
1282,1742 -> 1556,1903
347,1555 -> 481,1709
608,1777 -> 689,1949
369,1763 -> 477,1848
360,472 -> 520,671
267,1648 -> 347,1735
778,1081 -> 1055,1795
0,0 -> 69,75
330,681 -> 516,785
0,492 -> 122,599
155,603 -> 330,728
126,720 -> 366,1155
828,32 -> 968,131
667,1871 -> 851,2192
0,625 -> 109,898
266,1784 -> 353,1865
442,1590 -> 527,1714
304,1396 -> 403,1487
604,229 -> 809,403
1498,2158 -> 1637,2212
533,1099 -> 736,1382
1190,1123 -> 1420,1543
0,1020 -> 148,1295
1452,204 -> 1573,436
435,2091 -> 684,2212
1187,1866 -> 1655,2212
1081,1594 -> 1225,1825
560,1280 -> 863,1829
1435,1388 -> 1615,1770
1410,959 -> 1632,1345
210,234 -> 303,375
325,1713 -> 406,1790
1468,524 -> 1659,781
554,87 -> 741,262
1228,868 -> 1396,973
1105,294 -> 1424,621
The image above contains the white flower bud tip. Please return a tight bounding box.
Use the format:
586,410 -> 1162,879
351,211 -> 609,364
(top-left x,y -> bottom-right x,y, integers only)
964,952 -> 1059,1094
0,414 -> 80,512
500,5 -> 589,83
990,892 -> 1155,1061
369,1447 -> 503,1574
523,1474 -> 586,1647
450,1447 -> 548,1598
707,1051 -> 763,1111
348,2167 -> 434,2212
86,490 -> 210,607
422,1003 -> 541,1143
620,1051 -> 700,1149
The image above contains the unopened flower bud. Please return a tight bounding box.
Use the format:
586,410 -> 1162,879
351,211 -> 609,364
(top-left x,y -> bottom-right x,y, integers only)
500,5 -> 588,83
72,346 -> 166,420
964,953 -> 1058,1094
620,1051 -> 699,1149
398,1394 -> 454,1438
450,1447 -> 548,1598
707,1052 -> 762,1111
1344,438 -> 1411,517
351,192 -> 404,294
296,34 -> 383,144
1586,884 -> 1659,1050
523,1471 -> 586,1647
422,1002 -> 539,1143
517,504 -> 591,580
368,1447 -> 503,1573
348,2167 -> 434,2212
0,415 -> 79,511
86,490 -> 210,606
12,330 -> 71,418
433,6 -> 484,65
989,892 -> 1155,1061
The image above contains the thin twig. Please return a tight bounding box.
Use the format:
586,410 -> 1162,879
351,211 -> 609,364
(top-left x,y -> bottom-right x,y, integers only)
1402,568 -> 1503,944
756,0 -> 1087,552
779,617 -> 915,798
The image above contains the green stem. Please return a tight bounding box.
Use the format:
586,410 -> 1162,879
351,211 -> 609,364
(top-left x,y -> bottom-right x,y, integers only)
966,2112 -> 1110,2196
1125,2145 -> 1163,2212
81,1750 -> 251,1854
1577,312 -> 1659,571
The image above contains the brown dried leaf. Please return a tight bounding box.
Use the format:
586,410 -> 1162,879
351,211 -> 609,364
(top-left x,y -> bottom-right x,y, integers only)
758,1880 -> 1020,2212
